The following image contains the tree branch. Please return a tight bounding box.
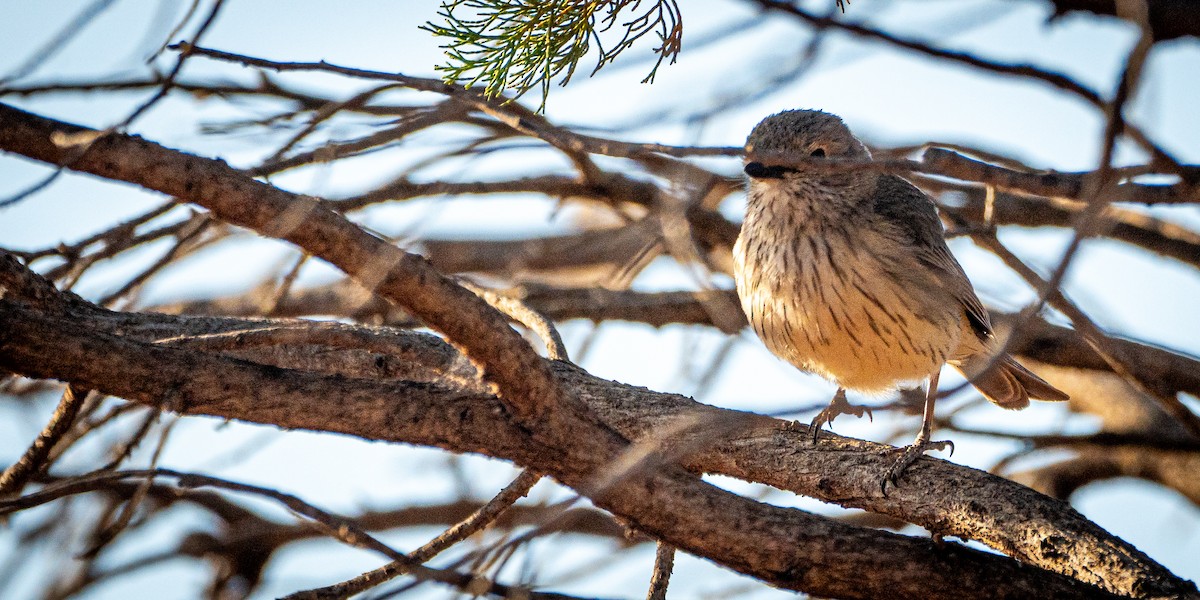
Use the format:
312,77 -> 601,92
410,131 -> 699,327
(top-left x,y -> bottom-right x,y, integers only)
0,277 -> 1190,597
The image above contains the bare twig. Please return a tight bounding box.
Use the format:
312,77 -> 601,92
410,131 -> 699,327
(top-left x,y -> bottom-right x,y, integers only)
974,233 -> 1200,439
646,541 -> 675,600
118,0 -> 226,128
286,469 -> 543,599
921,149 -> 1198,205
0,469 -> 404,560
97,214 -> 213,307
752,0 -> 1185,173
462,282 -> 570,361
0,385 -> 88,496
0,468 -> 586,599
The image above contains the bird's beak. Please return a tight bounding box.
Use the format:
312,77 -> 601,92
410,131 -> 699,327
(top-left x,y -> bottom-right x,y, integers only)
744,161 -> 791,179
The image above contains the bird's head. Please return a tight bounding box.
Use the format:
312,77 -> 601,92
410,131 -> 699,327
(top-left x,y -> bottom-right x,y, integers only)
743,109 -> 873,198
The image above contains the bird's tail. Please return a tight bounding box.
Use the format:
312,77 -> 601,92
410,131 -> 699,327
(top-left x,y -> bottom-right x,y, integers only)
952,355 -> 1070,409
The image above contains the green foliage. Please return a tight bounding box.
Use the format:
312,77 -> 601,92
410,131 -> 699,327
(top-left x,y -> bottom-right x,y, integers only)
423,0 -> 682,111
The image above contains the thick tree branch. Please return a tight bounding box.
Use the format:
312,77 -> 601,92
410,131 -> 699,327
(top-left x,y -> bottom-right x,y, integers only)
0,274 -> 1193,597
0,101 -> 576,441
0,301 -> 1128,599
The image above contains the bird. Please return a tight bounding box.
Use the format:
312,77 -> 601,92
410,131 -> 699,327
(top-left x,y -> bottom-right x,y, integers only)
732,109 -> 1069,489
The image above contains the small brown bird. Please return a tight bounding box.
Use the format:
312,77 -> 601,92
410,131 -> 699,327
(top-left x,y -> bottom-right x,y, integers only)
733,109 -> 1068,488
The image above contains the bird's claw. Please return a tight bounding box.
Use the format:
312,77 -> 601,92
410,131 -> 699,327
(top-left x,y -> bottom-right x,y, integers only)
880,438 -> 954,495
809,392 -> 873,443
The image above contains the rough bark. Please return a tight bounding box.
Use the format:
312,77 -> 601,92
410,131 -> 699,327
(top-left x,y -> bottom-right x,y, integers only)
0,258 -> 1194,598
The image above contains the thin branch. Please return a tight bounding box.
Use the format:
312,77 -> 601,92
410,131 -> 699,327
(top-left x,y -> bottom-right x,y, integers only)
973,233 -> 1200,439
257,82 -> 406,168
0,386 -> 88,496
20,202 -> 177,262
646,542 -> 675,600
753,0 -> 1185,173
118,0 -> 226,128
97,407 -> 160,471
96,214 -> 213,307
922,148 -> 1198,205
287,469 -> 543,599
922,178 -> 1200,270
171,43 -> 742,160
0,469 -> 405,559
463,281 -> 570,361
1,469 -> 584,600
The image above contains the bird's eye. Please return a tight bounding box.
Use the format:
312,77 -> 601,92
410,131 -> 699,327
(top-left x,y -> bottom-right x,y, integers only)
810,148 -> 826,157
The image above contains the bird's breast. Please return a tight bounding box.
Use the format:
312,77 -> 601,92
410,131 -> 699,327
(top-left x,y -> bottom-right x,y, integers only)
734,208 -> 961,392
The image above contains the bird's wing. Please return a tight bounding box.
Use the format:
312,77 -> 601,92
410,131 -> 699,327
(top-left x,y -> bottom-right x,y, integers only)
870,175 -> 993,342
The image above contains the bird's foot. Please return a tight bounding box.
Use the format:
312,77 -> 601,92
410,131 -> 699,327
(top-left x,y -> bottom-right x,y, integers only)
809,390 -> 873,443
880,438 -> 954,495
